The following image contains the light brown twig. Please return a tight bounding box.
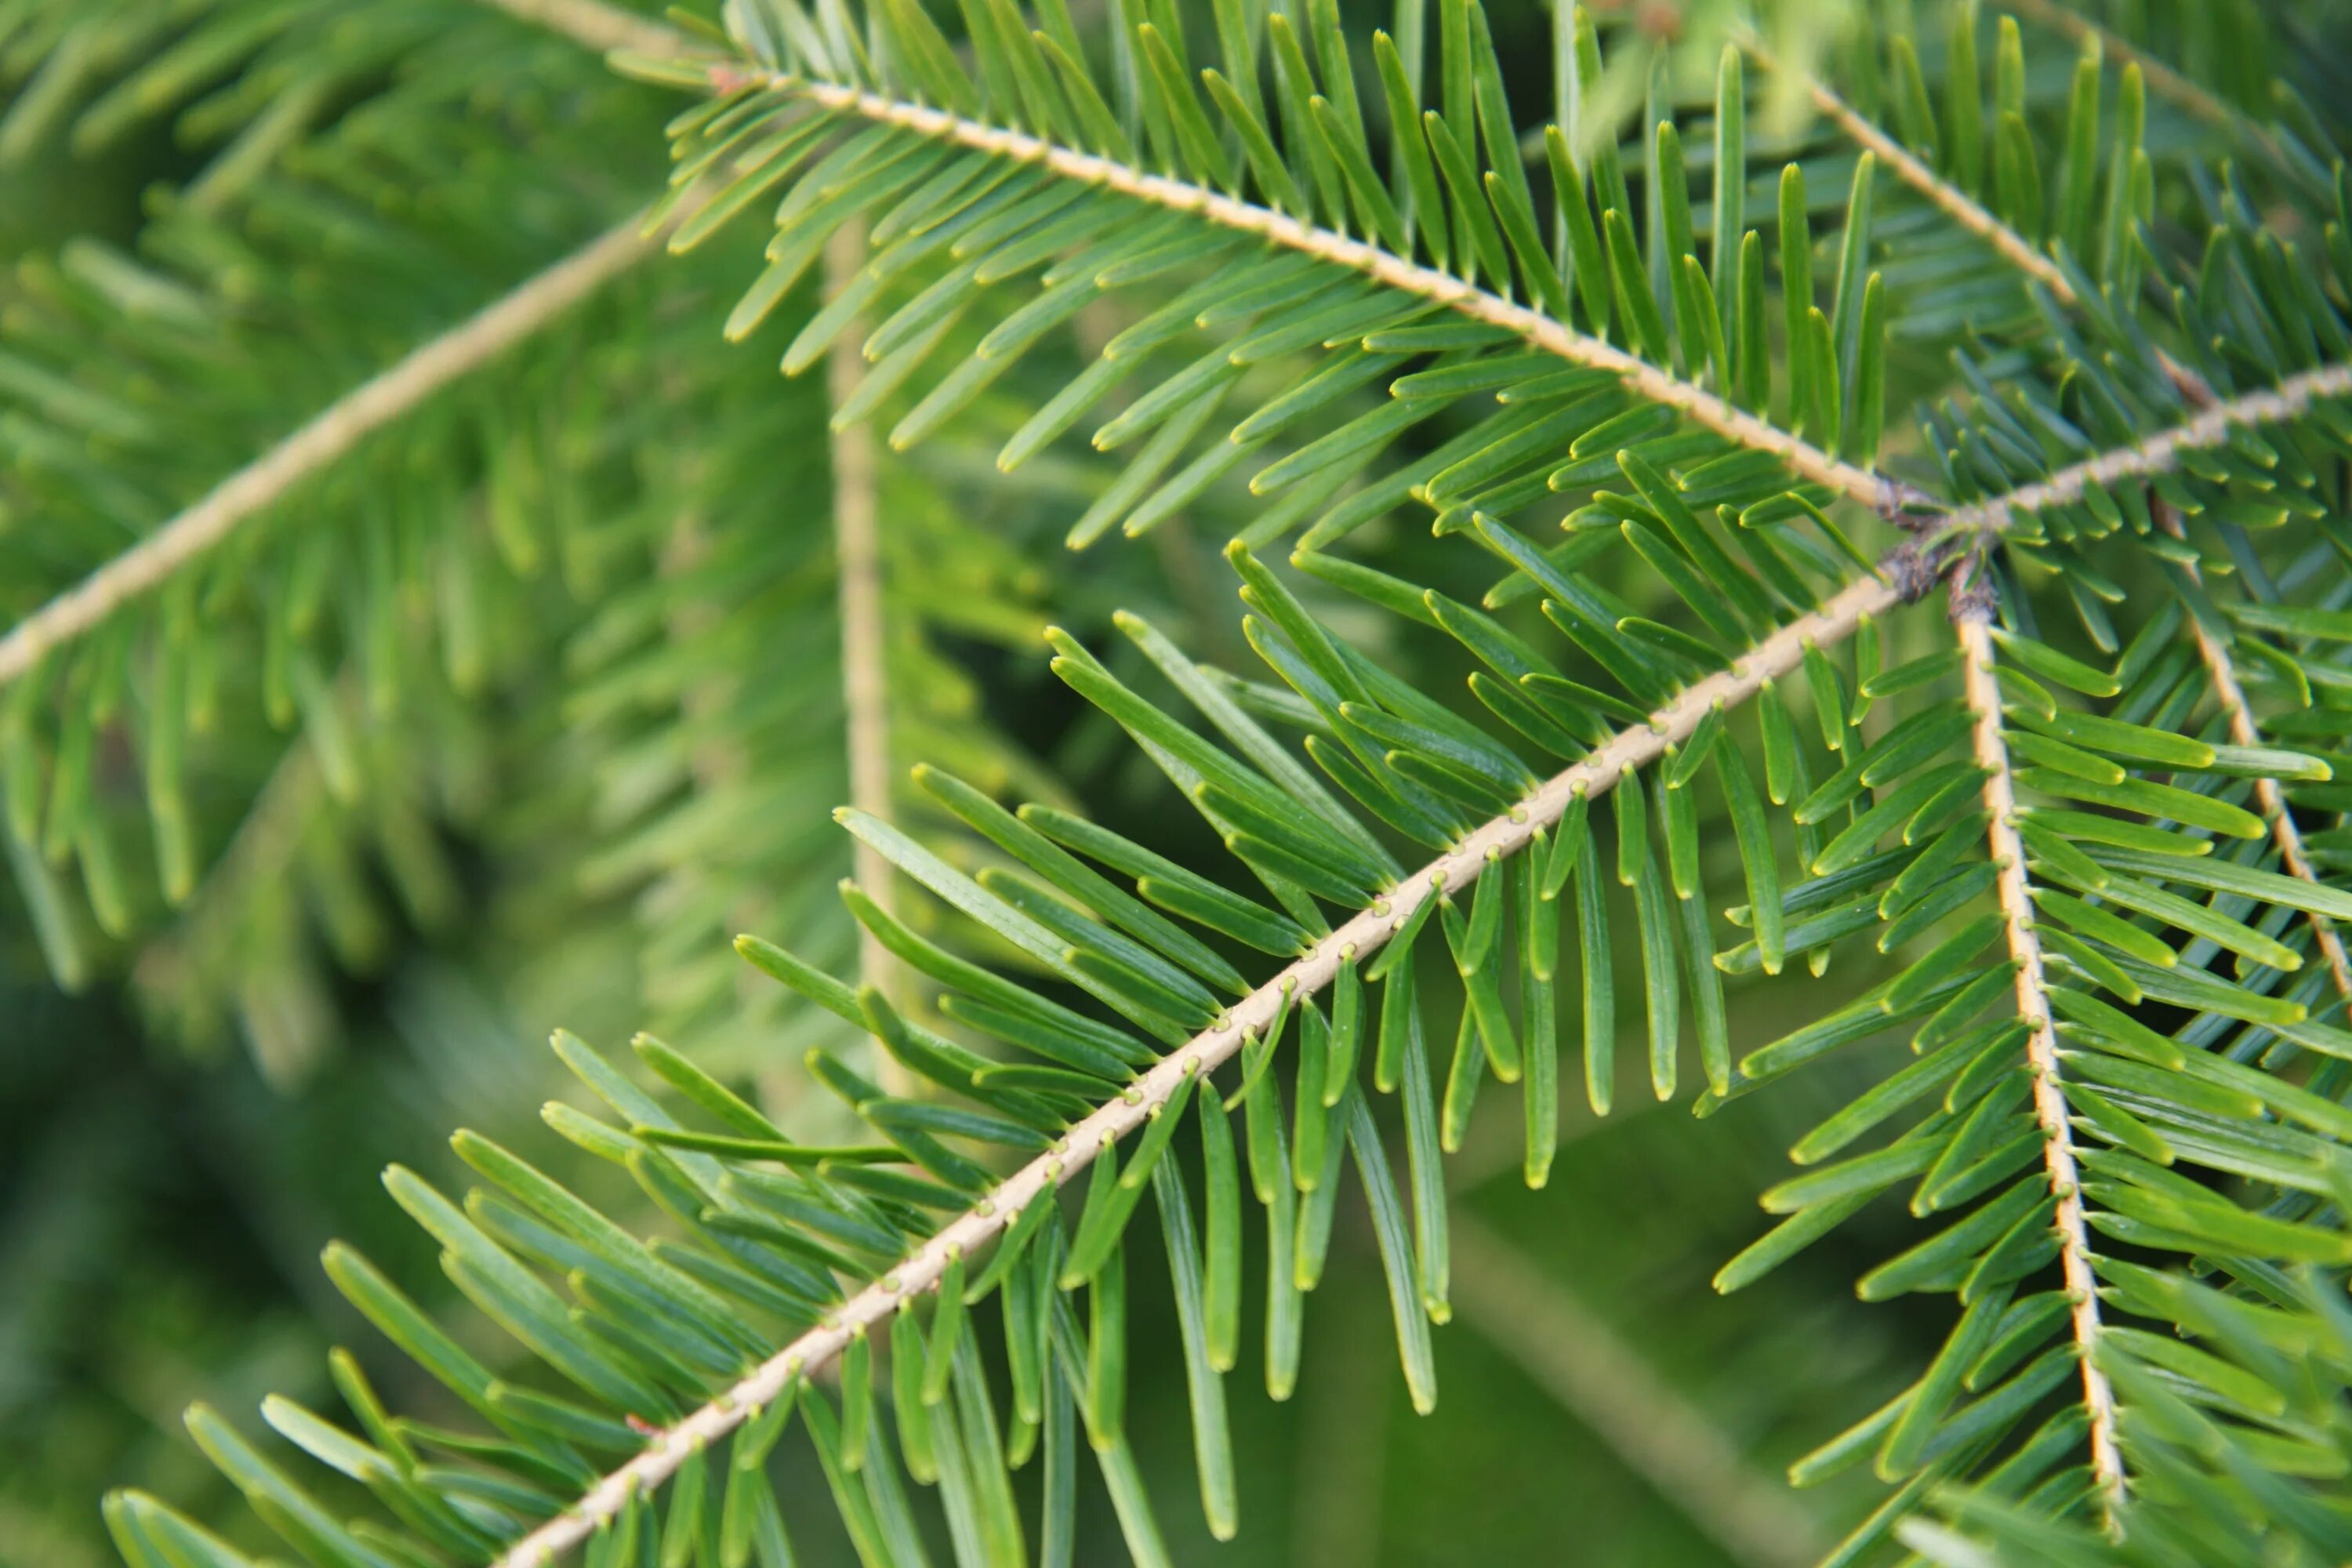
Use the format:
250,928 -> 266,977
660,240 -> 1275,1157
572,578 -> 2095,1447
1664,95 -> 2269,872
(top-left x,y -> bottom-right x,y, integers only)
1952,592 -> 2125,1517
0,217 -> 659,691
1937,360 -> 2352,540
825,220 -> 900,1009
2004,0 -> 2278,163
1752,35 -> 2213,408
2155,499 -> 2352,998
481,0 -> 691,56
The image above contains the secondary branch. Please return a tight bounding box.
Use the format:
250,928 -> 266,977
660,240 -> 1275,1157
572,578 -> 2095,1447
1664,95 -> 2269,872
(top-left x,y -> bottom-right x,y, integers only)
0,216 -> 659,691
711,65 -> 1904,517
1751,34 -> 2213,407
2156,498 -> 2352,998
1940,359 -> 2352,541
485,564 -> 1908,1568
2004,0 -> 2284,169
1952,589 -> 2126,1515
481,0 -> 692,56
826,220 -> 903,1014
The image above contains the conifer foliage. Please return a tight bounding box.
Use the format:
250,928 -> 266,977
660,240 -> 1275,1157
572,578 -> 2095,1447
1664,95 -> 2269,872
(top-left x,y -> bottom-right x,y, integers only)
16,0 -> 2352,1564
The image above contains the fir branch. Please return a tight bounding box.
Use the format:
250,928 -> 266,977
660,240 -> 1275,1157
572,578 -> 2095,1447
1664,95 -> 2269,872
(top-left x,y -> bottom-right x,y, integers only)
708,64 -> 1906,516
1759,35 -> 2063,295
1450,1216 -> 1826,1568
1951,585 -> 2125,1520
1935,359 -> 2352,540
2156,498 -> 2352,999
1749,33 -> 2216,406
485,564 -> 1907,1568
0,215 -> 659,691
826,218 -> 902,1008
72,9 -> 2352,1564
488,0 -> 935,1025
2004,0 -> 2278,158
479,0 -> 694,57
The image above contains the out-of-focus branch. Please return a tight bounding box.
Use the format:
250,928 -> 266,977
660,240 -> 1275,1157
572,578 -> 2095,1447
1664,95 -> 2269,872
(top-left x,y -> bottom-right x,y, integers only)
478,0 -> 691,56
0,217 -> 658,690
824,222 -> 900,1011
1448,1215 -> 1828,1568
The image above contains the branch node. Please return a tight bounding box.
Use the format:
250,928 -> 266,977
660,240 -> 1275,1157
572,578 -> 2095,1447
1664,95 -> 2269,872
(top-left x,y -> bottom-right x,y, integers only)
1886,535 -> 1945,604
1947,567 -> 1998,624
